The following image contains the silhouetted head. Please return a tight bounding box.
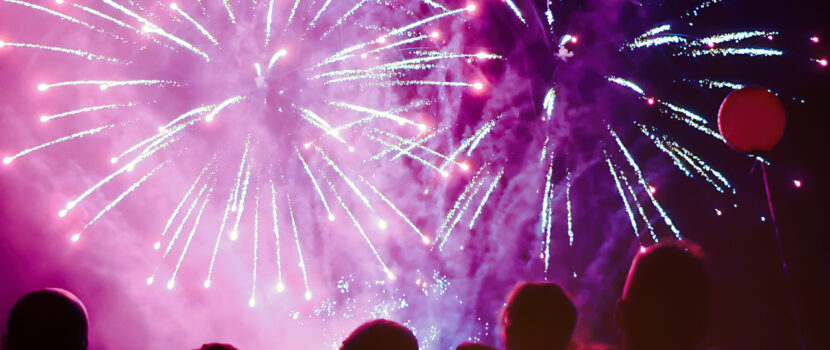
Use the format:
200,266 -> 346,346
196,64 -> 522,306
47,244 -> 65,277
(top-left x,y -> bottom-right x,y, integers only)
457,342 -> 498,350
2,288 -> 88,350
501,282 -> 577,350
196,343 -> 239,350
341,319 -> 418,350
616,241 -> 709,350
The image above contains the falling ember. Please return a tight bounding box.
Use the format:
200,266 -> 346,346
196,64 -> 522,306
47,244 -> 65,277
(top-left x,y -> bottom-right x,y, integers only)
793,180 -> 802,188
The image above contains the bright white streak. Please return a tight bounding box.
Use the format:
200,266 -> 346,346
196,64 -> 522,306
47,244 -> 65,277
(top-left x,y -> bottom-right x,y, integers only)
40,80 -> 177,90
230,160 -> 253,239
159,163 -> 211,242
268,49 -> 288,70
325,179 -> 394,278
329,102 -> 423,129
610,128 -> 681,239
102,0 -> 211,61
540,157 -> 554,272
503,0 -> 526,24
40,103 -> 132,122
543,88 -> 556,121
437,166 -> 487,250
316,148 -> 372,211
4,0 -> 93,30
308,0 -> 332,28
607,77 -> 645,94
360,176 -> 428,242
169,189 -> 212,287
204,96 -> 244,123
0,42 -> 120,62
440,116 -> 499,170
231,139 -> 251,212
250,192 -> 260,307
604,151 -> 639,237
469,169 -> 503,230
221,0 -> 236,23
73,162 -> 166,241
204,166 -> 238,286
265,0 -> 276,45
296,150 -> 334,219
387,7 -> 466,36
164,184 -> 209,257
270,181 -> 283,289
287,196 -> 312,299
566,173 -> 573,246
286,0 -> 302,26
5,124 -> 114,163
172,4 -> 219,46
681,47 -> 784,57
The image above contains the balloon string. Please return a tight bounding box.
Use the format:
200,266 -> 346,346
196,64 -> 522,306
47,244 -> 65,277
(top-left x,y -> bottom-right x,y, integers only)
760,162 -> 806,350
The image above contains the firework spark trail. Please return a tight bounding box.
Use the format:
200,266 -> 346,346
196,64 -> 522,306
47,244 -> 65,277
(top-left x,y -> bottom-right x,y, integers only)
113,112 -> 206,164
3,0 -> 93,30
324,178 -> 395,279
541,156 -> 554,273
3,124 -> 115,165
439,116 -> 500,170
542,88 -> 556,121
204,96 -> 245,123
540,136 -> 550,163
286,0 -> 303,27
695,31 -> 778,46
296,149 -> 335,221
469,169 -> 503,230
168,186 -> 212,290
365,133 -> 446,175
391,127 -> 445,161
155,162 -> 212,250
358,175 -> 429,244
321,0 -> 368,38
70,3 -> 137,32
286,195 -> 312,301
371,129 -> 463,167
566,172 -> 573,247
366,126 -> 442,161
159,105 -> 215,132
295,107 -> 348,144
626,35 -> 686,50
270,181 -> 284,292
683,0 -> 727,18
231,140 -> 251,212
691,79 -> 745,90
679,47 -> 784,57
204,170 -> 237,288
71,162 -> 167,242
329,102 -> 425,129
265,0 -> 276,44
618,158 -> 656,241
639,124 -> 732,193
163,183 -> 210,257
249,190 -> 260,307
610,128 -> 681,239
308,0 -> 332,29
607,77 -> 645,94
38,80 -> 178,91
230,159 -> 253,241
221,0 -> 235,23
0,42 -> 121,62
316,147 -> 373,211
437,165 -> 488,251
170,3 -> 219,46
268,49 -> 287,70
604,151 -> 640,238
101,0 -> 211,61
39,103 -> 134,123
503,0 -> 526,25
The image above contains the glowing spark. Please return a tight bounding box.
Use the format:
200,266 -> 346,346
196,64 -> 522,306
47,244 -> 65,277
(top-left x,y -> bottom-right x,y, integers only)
204,96 -> 244,123
604,151 -> 639,237
169,188 -> 212,289
249,191 -> 261,308
163,184 -> 210,257
542,88 -> 556,121
680,47 -> 784,57
438,165 -> 488,250
158,163 -> 212,246
38,80 -> 177,91
566,173 -> 574,246
229,159 -> 253,240
360,176 -> 429,242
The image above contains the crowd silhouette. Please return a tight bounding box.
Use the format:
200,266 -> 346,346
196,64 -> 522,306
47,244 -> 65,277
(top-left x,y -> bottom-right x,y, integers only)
2,241 -> 709,350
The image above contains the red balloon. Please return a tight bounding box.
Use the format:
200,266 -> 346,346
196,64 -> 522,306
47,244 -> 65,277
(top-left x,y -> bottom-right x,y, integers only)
718,87 -> 786,153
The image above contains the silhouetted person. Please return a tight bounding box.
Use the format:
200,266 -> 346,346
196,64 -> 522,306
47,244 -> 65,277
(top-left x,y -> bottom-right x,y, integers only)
457,342 -> 497,350
502,282 -> 577,350
341,319 -> 418,350
195,343 -> 239,350
615,241 -> 709,350
2,288 -> 88,350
